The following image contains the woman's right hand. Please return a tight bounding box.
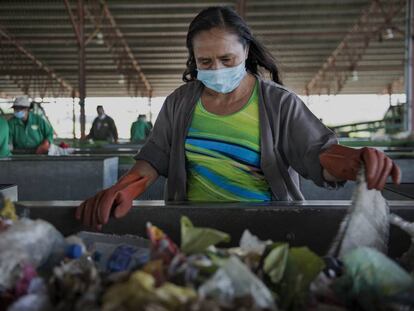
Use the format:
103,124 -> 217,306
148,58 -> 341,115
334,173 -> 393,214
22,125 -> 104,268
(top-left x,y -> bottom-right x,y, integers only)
75,160 -> 158,230
320,144 -> 400,190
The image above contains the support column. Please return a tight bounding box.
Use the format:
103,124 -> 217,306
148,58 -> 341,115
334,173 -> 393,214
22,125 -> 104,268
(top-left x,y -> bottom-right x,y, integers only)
72,94 -> 77,139
148,89 -> 153,123
405,0 -> 414,132
78,0 -> 86,139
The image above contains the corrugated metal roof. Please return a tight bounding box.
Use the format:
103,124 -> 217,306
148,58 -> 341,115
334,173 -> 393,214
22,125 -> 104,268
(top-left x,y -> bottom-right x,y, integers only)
0,0 -> 406,98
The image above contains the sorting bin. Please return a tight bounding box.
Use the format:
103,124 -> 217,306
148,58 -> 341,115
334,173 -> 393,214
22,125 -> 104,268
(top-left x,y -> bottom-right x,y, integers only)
17,200 -> 414,258
0,156 -> 118,200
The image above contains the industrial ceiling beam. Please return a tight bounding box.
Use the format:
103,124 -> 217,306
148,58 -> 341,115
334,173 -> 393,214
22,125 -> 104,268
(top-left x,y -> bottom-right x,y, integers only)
0,25 -> 76,98
305,0 -> 405,96
11,30 -> 402,39
100,0 -> 153,97
86,0 -> 153,98
63,0 -> 82,44
0,64 -> 403,76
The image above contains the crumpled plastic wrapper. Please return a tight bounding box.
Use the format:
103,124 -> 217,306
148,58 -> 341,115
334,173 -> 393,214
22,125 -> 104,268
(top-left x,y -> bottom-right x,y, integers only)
7,293 -> 52,311
0,218 -> 65,289
49,256 -> 101,311
8,277 -> 52,311
239,230 -> 271,256
224,230 -> 272,272
147,222 -> 179,265
168,253 -> 216,287
0,195 -> 17,222
47,144 -> 75,156
198,256 -> 277,310
333,247 -> 414,310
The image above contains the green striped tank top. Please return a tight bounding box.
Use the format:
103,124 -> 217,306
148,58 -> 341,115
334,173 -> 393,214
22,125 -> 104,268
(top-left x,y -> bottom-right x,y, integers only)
185,82 -> 271,202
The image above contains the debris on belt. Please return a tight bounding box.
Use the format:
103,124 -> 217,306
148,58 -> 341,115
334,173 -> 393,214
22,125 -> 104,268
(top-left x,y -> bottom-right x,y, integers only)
1,173 -> 414,311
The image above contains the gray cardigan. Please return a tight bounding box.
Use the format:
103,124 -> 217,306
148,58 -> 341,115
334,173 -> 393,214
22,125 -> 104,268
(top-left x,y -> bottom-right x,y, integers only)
135,76 -> 339,201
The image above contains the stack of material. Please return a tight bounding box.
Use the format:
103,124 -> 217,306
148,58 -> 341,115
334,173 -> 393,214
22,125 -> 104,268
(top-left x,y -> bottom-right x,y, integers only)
1,173 -> 414,311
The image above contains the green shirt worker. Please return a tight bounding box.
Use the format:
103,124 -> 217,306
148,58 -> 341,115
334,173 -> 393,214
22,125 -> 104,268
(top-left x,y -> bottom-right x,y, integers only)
77,6 -> 401,230
8,96 -> 53,154
0,116 -> 11,157
130,114 -> 151,143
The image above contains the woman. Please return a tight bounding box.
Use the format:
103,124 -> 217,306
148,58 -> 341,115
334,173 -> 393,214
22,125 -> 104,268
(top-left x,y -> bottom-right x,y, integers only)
76,6 -> 400,229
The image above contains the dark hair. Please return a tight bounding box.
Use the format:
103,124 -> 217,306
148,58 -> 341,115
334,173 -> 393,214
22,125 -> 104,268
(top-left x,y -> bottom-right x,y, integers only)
97,105 -> 103,110
183,6 -> 282,85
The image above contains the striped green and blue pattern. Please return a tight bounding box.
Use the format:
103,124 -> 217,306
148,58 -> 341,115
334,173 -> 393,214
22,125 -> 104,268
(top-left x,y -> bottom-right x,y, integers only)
185,83 -> 271,202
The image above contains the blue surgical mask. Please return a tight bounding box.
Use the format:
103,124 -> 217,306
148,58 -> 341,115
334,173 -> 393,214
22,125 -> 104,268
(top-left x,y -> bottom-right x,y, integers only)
14,111 -> 26,119
197,61 -> 246,94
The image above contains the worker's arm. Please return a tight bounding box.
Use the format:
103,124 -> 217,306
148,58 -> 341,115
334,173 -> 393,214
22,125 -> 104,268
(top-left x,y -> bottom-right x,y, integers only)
35,117 -> 54,154
145,122 -> 151,138
110,118 -> 118,143
40,116 -> 54,144
123,159 -> 159,187
86,119 -> 96,140
7,120 -> 15,148
35,140 -> 50,154
76,159 -> 158,229
130,123 -> 136,142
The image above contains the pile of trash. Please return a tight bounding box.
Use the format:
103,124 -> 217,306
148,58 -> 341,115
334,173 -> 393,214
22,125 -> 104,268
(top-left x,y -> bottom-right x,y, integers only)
1,173 -> 414,311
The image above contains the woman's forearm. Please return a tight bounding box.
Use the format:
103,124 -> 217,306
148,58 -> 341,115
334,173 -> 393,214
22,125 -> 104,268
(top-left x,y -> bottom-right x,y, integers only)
121,159 -> 159,189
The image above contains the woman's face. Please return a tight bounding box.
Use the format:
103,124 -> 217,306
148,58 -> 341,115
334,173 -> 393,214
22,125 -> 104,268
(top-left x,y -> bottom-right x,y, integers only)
193,27 -> 247,70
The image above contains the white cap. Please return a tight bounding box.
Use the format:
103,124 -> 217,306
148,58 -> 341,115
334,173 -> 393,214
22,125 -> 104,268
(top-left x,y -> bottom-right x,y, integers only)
12,96 -> 30,108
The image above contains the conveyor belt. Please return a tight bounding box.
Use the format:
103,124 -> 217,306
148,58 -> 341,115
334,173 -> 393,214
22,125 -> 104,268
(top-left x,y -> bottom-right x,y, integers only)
17,200 -> 414,258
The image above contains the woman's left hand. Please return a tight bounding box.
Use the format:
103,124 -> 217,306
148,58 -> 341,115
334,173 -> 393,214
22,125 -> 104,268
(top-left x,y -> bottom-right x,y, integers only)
319,144 -> 401,190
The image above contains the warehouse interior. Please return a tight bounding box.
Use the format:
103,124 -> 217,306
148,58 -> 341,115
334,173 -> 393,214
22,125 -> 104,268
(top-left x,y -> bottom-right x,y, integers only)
1,1 -> 414,310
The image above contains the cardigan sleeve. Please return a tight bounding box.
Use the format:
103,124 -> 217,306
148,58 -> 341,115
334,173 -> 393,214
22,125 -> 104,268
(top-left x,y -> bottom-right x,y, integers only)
279,92 -> 342,188
134,95 -> 174,177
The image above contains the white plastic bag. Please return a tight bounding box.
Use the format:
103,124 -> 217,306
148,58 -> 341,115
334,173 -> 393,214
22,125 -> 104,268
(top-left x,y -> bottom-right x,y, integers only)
198,256 -> 277,310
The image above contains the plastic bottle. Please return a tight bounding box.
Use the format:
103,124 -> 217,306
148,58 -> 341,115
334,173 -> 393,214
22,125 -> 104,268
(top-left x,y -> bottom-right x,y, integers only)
77,231 -> 150,273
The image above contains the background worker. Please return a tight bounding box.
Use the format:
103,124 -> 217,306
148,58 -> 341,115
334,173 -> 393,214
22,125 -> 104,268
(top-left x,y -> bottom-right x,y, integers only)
0,116 -> 11,157
8,96 -> 53,154
130,114 -> 151,143
77,6 -> 400,229
87,105 -> 118,143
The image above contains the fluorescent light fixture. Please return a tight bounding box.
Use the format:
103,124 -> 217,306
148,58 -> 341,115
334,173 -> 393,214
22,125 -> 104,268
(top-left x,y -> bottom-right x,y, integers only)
384,28 -> 394,40
351,70 -> 358,82
118,74 -> 125,84
96,31 -> 104,45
